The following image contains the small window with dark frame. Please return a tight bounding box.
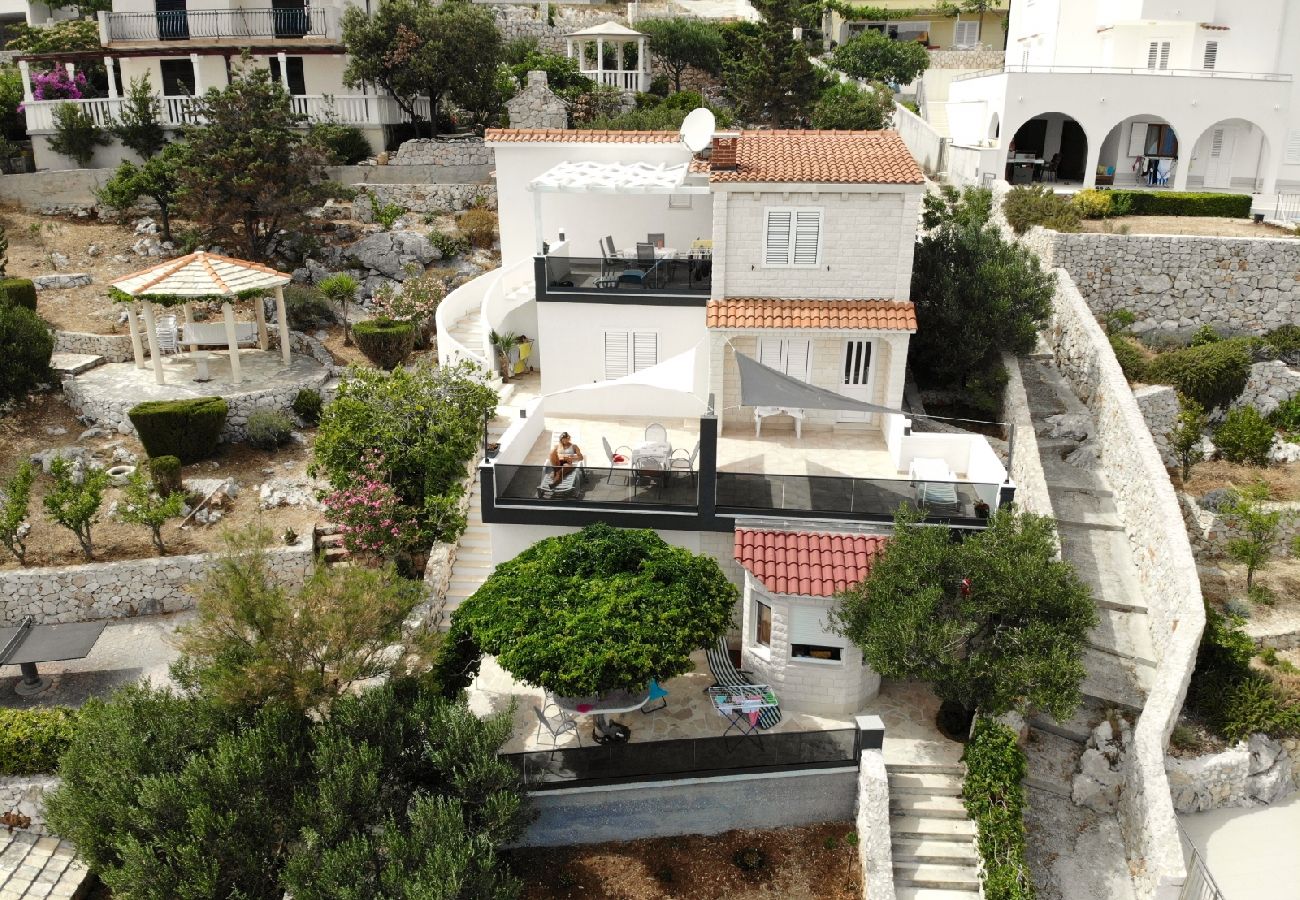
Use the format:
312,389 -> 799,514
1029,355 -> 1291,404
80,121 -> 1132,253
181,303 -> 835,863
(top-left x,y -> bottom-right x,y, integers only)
269,56 -> 307,96
1145,124 -> 1179,158
755,600 -> 772,647
159,58 -> 196,97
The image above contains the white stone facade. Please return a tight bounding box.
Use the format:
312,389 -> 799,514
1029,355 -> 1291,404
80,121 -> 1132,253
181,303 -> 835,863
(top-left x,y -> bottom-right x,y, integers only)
0,542 -> 313,625
738,573 -> 881,716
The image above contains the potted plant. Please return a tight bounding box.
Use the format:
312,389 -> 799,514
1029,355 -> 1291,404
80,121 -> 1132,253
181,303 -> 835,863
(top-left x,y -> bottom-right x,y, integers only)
975,500 -> 991,519
489,329 -> 518,383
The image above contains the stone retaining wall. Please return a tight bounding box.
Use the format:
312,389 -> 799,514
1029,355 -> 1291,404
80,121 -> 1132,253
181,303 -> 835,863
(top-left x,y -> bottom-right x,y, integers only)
354,184 -> 498,218
1231,360 -> 1300,417
1022,228 -> 1300,336
389,137 -> 494,168
0,776 -> 59,836
1002,350 -> 1056,519
926,48 -> 1005,69
53,331 -> 136,364
1178,494 -> 1300,559
0,542 -> 313,626
491,3 -> 679,51
1166,734 -> 1300,813
1134,384 -> 1180,469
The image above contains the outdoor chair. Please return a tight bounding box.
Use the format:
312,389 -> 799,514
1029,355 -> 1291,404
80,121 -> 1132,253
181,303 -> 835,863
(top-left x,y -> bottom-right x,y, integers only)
669,441 -> 700,484
704,636 -> 781,729
602,436 -> 634,484
644,422 -> 668,444
154,315 -> 180,356
646,232 -> 665,248
534,704 -> 582,756
617,243 -> 664,289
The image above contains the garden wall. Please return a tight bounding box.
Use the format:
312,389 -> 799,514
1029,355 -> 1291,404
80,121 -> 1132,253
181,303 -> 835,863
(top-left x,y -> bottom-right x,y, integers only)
1230,360 -> 1300,417
1002,350 -> 1056,519
1025,229 -> 1300,336
53,331 -> 136,364
1165,734 -> 1300,813
0,776 -> 59,836
1178,494 -> 1300,560
0,541 -> 313,626
490,3 -> 680,52
388,138 -> 493,168
1134,384 -> 1179,469
353,183 -> 499,218
856,747 -> 894,900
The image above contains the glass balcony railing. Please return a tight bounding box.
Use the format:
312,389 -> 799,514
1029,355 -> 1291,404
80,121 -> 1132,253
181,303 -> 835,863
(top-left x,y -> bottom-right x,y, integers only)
540,253 -> 712,297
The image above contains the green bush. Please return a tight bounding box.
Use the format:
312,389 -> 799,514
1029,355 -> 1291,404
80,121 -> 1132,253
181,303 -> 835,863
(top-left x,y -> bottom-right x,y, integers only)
1110,334 -> 1149,383
0,706 -> 79,776
429,230 -> 469,259
1190,324 -> 1221,347
352,318 -> 415,370
966,360 -> 1009,416
245,408 -> 294,450
148,454 -> 182,496
1002,184 -> 1080,235
292,388 -> 323,426
1187,607 -> 1300,742
456,207 -> 497,248
1214,406 -> 1276,466
1108,190 -> 1252,218
0,302 -> 53,402
0,276 -> 37,310
128,396 -> 228,464
283,284 -> 334,330
962,717 -> 1035,900
1071,189 -> 1115,219
1263,324 -> 1300,359
308,122 -> 372,165
1267,396 -> 1300,434
1146,338 -> 1253,409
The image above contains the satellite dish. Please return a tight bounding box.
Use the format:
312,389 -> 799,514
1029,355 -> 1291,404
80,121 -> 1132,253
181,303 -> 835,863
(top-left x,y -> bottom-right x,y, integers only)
679,108 -> 716,153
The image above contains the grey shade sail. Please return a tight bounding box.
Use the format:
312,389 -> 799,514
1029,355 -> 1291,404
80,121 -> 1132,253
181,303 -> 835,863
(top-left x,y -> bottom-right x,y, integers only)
734,350 -> 903,416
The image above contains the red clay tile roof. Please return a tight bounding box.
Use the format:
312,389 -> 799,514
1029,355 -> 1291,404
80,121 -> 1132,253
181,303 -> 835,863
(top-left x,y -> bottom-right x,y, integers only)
735,529 -> 887,597
485,128 -> 682,144
707,298 -> 917,331
712,130 -> 924,185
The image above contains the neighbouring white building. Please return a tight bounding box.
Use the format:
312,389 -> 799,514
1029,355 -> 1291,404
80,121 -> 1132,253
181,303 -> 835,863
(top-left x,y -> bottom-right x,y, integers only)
436,126 -> 1013,715
944,0 -> 1300,193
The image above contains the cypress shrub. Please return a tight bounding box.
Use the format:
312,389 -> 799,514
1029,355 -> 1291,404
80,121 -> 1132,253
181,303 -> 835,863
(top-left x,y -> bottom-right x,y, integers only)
148,455 -> 182,496
0,303 -> 54,402
0,277 -> 37,311
1109,191 -> 1252,218
1146,338 -> 1252,410
292,388 -> 323,425
128,397 -> 228,463
352,318 -> 415,370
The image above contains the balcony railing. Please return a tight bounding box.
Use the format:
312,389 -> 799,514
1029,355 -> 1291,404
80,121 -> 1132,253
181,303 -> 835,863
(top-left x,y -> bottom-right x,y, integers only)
584,69 -> 650,92
538,252 -> 712,302
954,63 -> 1292,82
23,94 -> 426,132
105,7 -> 333,42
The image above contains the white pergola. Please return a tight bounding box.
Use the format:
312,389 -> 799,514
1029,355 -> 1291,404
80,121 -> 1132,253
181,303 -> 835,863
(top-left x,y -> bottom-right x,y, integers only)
110,251 -> 293,387
565,21 -> 651,93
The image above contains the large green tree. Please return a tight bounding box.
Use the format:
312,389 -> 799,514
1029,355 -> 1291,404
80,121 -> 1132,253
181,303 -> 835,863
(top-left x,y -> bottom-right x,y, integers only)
811,81 -> 893,130
341,0 -> 503,136
832,28 -> 931,85
97,142 -> 184,243
722,1 -> 829,126
174,67 -> 329,259
909,188 -> 1055,389
832,508 -> 1097,721
454,525 -> 737,697
639,17 -> 725,93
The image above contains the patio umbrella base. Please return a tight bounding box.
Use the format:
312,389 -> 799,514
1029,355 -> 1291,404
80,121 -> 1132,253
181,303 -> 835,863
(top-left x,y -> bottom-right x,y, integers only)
593,720 -> 631,744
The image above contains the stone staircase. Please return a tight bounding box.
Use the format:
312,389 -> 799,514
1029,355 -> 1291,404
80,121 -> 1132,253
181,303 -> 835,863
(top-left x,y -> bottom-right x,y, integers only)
314,522 -> 350,568
447,311 -> 513,403
889,762 -> 980,898
440,405 -> 511,621
49,352 -> 105,378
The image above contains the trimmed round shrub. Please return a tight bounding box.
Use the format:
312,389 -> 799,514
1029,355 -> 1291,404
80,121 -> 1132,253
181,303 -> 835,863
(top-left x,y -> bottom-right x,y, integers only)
128,396 -> 228,464
456,207 -> 498,248
292,387 -> 323,426
283,284 -> 335,330
0,303 -> 53,402
1146,338 -> 1252,410
246,408 -> 294,450
0,706 -> 79,776
308,122 -> 372,165
1109,334 -> 1148,383
1214,406 -> 1275,466
148,455 -> 182,496
0,277 -> 37,311
352,318 -> 415,370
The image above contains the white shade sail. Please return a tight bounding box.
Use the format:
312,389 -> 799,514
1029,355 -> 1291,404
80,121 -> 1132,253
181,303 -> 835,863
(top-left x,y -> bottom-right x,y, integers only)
734,350 -> 901,415
111,251 -> 291,299
529,160 -> 707,195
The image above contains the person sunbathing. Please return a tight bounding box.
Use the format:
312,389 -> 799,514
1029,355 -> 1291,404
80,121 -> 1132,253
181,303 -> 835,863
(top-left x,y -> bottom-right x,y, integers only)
548,432 -> 584,486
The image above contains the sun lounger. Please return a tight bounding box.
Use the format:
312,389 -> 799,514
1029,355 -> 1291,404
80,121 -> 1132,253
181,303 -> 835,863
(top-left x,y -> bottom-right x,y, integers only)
535,463 -> 586,499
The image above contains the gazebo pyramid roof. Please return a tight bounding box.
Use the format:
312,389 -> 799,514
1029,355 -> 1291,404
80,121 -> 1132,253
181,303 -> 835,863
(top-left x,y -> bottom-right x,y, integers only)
110,251 -> 291,299
566,20 -> 645,38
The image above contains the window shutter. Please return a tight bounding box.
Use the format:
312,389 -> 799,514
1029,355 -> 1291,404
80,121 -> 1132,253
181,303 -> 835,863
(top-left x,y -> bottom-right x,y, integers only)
1286,130 -> 1300,165
784,339 -> 812,383
1146,42 -> 1159,69
955,20 -> 978,47
631,332 -> 658,372
764,210 -> 792,266
604,332 -> 630,380
789,606 -> 844,647
1210,129 -> 1225,158
1203,41 -> 1218,70
792,210 -> 822,267
1158,41 -> 1170,70
757,337 -> 784,371
1128,123 -> 1149,157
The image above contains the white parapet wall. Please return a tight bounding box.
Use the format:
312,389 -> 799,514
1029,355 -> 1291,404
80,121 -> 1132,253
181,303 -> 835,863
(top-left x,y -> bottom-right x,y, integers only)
856,743 -> 895,900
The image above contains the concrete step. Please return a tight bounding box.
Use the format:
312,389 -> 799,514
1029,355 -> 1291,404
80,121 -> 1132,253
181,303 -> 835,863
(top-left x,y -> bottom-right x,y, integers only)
1080,646 -> 1153,711
889,772 -> 964,797
890,795 -> 968,819
894,862 -> 980,892
892,839 -> 978,865
50,352 -> 105,377
890,815 -> 977,841
1029,701 -> 1103,744
895,887 -> 984,900
1088,607 -> 1156,666
886,761 -> 967,777
315,522 -> 341,536
323,546 -> 348,563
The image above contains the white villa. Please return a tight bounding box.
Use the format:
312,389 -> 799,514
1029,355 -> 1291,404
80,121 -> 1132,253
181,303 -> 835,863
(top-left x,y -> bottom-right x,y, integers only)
941,0 -> 1300,194
437,125 -> 1013,716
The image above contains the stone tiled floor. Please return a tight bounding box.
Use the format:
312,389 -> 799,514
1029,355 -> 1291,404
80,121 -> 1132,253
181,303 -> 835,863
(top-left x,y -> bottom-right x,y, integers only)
467,651 -> 961,770
69,350 -> 327,402
0,832 -> 89,899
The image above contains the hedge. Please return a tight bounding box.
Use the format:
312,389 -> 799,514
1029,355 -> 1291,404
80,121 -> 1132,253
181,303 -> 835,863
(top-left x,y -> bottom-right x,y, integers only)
962,717 -> 1035,900
128,396 -> 228,463
1146,338 -> 1252,409
1108,191 -> 1252,218
0,277 -> 37,311
0,706 -> 79,776
0,303 -> 54,402
353,318 -> 415,370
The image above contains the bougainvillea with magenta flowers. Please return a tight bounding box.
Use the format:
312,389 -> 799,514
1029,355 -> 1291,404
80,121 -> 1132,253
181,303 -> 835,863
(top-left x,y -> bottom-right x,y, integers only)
32,68 -> 88,102
320,450 -> 420,560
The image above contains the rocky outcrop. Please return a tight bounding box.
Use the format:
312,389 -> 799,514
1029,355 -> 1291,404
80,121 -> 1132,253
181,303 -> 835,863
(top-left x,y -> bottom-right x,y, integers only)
1072,717 -> 1132,812
345,231 -> 440,279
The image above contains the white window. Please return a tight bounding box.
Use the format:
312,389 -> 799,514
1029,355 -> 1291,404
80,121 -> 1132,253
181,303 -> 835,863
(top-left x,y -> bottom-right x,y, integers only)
1146,40 -> 1171,70
1286,130 -> 1300,165
668,193 -> 692,210
603,331 -> 657,380
1202,41 -> 1218,70
789,606 -> 845,663
757,337 -> 812,383
763,207 -> 822,268
954,20 -> 979,48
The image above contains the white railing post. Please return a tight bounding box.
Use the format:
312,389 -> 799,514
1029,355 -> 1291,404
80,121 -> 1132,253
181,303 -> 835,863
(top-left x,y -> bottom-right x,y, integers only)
97,10 -> 109,44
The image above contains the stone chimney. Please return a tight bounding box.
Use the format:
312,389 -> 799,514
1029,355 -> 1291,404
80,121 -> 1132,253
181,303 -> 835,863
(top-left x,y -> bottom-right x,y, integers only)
710,135 -> 738,171
506,70 -> 568,130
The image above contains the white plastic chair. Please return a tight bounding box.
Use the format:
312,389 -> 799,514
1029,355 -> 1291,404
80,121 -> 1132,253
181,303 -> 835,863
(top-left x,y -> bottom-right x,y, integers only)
644,422 -> 668,444
534,704 -> 582,756
670,441 -> 700,484
603,436 -> 634,484
154,315 -> 180,356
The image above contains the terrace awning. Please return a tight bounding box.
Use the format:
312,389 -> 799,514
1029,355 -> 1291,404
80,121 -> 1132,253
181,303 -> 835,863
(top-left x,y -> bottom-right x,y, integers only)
528,160 -> 709,195
735,350 -> 901,416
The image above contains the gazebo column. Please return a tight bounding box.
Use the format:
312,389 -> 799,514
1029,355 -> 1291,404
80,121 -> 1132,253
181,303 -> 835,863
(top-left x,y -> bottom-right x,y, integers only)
222,302 -> 242,385
139,301 -> 166,385
597,38 -> 604,82
124,303 -> 145,369
254,294 -> 269,350
182,302 -> 199,354
274,286 -> 291,368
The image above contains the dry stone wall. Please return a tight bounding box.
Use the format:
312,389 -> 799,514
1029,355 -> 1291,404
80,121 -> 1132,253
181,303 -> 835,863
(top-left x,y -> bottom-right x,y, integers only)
389,138 -> 494,168
507,71 -> 569,130
491,3 -> 679,51
1231,360 -> 1300,418
0,542 -> 313,626
53,331 -> 136,364
1179,494 -> 1300,560
1166,735 -> 1300,813
355,183 -> 498,218
1134,384 -> 1179,468
0,776 -> 59,835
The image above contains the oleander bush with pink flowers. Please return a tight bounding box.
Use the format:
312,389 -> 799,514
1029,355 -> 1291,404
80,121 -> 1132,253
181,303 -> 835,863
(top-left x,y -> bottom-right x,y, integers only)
321,451 -> 421,559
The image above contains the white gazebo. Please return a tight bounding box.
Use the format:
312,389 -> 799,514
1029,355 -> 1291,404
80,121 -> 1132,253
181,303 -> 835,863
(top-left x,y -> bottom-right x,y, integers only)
110,251 -> 293,387
565,21 -> 651,93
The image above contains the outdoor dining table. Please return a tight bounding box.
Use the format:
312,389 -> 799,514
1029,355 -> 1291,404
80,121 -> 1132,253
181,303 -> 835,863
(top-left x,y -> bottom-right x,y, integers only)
707,685 -> 779,741
632,440 -> 672,492
554,686 -> 652,743
620,246 -> 677,260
